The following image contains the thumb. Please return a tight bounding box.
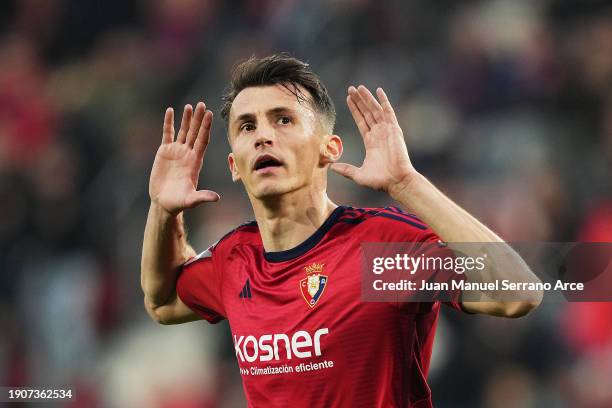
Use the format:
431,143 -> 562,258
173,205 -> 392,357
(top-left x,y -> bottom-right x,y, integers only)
184,190 -> 220,209
330,162 -> 359,180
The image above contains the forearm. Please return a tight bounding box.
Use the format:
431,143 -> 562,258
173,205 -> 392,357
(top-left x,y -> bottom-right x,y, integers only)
389,173 -> 502,243
389,173 -> 542,315
141,202 -> 195,307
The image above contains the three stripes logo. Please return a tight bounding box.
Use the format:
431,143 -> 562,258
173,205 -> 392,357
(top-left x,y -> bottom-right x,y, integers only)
239,279 -> 252,299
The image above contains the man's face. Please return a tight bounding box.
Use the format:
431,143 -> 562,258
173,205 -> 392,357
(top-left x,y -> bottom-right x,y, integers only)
227,84 -> 335,199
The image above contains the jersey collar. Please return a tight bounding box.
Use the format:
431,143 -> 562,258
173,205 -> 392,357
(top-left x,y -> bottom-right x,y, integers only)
263,206 -> 347,263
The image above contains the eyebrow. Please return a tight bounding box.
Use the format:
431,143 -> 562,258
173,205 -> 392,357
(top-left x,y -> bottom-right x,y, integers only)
268,107 -> 295,116
233,112 -> 255,126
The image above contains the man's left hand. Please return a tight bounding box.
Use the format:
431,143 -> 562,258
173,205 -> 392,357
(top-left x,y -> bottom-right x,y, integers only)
331,85 -> 417,196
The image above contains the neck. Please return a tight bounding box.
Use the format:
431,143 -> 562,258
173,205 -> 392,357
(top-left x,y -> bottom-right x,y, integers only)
250,187 -> 337,253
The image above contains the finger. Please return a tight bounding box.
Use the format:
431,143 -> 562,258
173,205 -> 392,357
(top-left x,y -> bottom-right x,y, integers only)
184,189 -> 220,208
194,110 -> 213,154
357,85 -> 384,122
347,95 -> 369,136
162,108 -> 174,145
330,162 -> 359,180
376,87 -> 398,124
186,102 -> 206,148
177,104 -> 193,143
349,86 -> 376,128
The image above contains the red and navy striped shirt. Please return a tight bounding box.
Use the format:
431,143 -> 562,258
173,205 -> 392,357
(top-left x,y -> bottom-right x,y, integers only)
177,206 -> 467,407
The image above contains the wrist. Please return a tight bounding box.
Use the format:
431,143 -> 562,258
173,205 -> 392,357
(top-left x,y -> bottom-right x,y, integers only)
150,201 -> 181,220
387,171 -> 423,201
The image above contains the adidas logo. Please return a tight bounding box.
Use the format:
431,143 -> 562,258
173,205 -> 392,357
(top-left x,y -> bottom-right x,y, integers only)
239,279 -> 252,299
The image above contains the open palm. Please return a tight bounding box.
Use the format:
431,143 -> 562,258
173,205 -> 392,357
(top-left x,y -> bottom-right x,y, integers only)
331,86 -> 415,193
149,102 -> 219,215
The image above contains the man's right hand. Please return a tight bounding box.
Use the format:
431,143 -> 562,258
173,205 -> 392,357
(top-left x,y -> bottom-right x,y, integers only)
149,102 -> 219,215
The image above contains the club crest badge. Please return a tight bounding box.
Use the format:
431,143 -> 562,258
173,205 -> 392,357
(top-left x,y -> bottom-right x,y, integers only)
300,263 -> 328,308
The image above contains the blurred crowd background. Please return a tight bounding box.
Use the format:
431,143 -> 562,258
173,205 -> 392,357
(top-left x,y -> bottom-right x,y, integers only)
1,0 -> 611,407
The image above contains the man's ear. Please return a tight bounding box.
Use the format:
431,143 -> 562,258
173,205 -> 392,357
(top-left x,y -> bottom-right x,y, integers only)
320,134 -> 343,166
228,153 -> 241,182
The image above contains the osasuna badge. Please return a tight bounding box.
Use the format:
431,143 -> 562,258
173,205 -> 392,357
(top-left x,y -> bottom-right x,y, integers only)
300,263 -> 327,308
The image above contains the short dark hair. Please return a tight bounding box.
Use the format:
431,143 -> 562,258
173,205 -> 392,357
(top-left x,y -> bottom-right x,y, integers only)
220,54 -> 336,133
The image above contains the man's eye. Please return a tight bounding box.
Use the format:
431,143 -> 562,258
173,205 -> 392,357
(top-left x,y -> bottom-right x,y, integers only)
241,123 -> 255,132
278,116 -> 291,125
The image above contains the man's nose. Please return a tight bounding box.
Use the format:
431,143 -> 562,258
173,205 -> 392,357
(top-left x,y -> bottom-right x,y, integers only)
254,127 -> 274,149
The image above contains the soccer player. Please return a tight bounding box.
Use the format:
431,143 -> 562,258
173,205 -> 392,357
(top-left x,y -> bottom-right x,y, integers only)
141,55 -> 542,407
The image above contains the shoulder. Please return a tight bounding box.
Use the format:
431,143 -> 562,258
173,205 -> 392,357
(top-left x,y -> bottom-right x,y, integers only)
334,206 -> 435,242
186,220 -> 260,266
216,219 -> 260,247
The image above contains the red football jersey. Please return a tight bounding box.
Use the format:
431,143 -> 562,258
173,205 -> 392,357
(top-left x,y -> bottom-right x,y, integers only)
177,206 -> 467,407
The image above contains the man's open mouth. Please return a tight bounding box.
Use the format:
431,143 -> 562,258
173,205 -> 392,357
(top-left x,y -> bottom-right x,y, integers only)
253,154 -> 283,171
